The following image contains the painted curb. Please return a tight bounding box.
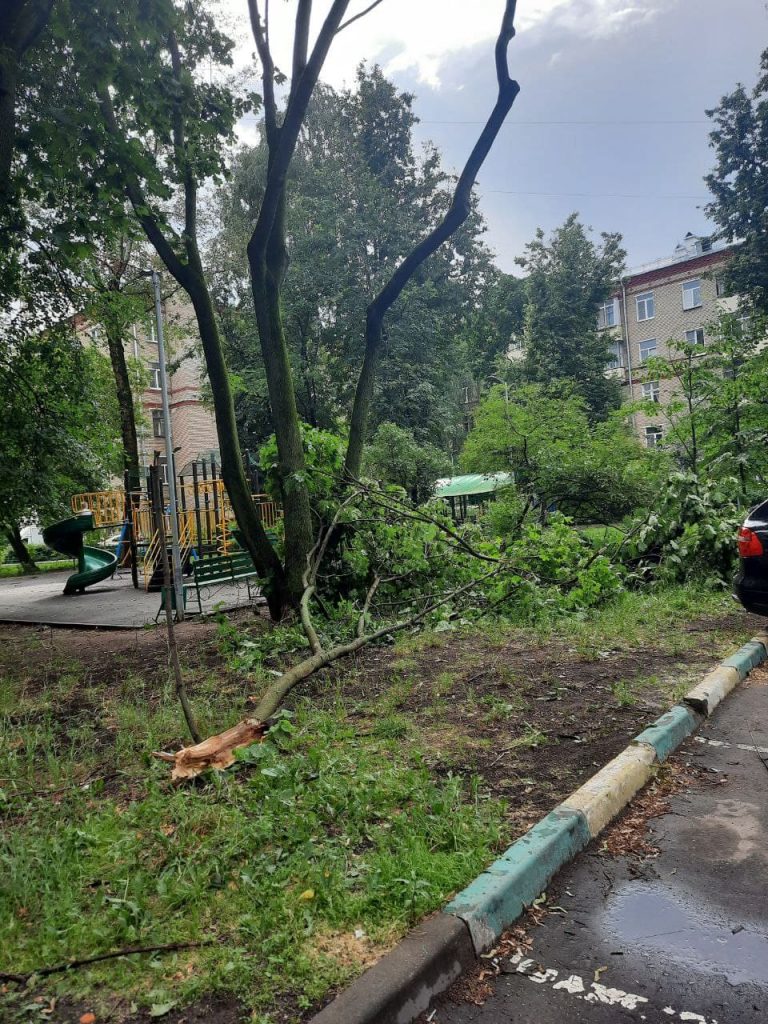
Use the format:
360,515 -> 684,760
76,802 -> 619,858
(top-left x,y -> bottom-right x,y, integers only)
684,665 -> 740,716
308,634 -> 768,1024
560,741 -> 657,836
633,704 -> 703,762
444,808 -> 590,952
721,636 -> 768,679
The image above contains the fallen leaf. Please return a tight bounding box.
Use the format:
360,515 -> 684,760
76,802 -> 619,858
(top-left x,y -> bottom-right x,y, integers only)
594,965 -> 608,982
299,888 -> 315,901
79,1014 -> 96,1024
149,1002 -> 176,1018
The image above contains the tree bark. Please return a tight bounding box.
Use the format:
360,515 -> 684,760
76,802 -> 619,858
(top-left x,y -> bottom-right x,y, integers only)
344,0 -> 520,478
185,272 -> 290,617
4,524 -> 38,573
104,319 -> 141,493
245,0 -> 353,606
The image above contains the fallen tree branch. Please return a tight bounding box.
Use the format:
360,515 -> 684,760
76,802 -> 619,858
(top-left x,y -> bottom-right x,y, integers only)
0,940 -> 214,985
152,719 -> 269,781
156,564 -> 507,780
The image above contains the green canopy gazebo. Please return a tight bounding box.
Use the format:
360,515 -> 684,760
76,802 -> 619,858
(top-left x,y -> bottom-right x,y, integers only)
434,472 -> 513,521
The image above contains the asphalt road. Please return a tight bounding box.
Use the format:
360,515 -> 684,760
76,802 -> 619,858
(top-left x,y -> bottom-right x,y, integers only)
437,668 -> 768,1024
0,569 -> 255,626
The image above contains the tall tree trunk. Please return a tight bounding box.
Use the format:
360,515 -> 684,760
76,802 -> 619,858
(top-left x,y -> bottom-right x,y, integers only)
249,196 -> 315,605
185,271 -> 290,618
245,0 -> 354,608
4,524 -> 37,573
104,320 -> 141,493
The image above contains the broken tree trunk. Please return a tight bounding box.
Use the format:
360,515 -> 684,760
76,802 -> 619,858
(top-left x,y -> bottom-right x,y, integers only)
153,718 -> 269,781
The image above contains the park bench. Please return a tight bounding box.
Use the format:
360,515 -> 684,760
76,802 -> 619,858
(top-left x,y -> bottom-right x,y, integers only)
157,551 -> 260,618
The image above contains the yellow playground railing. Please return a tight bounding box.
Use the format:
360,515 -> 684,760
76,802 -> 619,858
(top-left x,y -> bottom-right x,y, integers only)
71,488 -> 282,547
71,490 -> 128,528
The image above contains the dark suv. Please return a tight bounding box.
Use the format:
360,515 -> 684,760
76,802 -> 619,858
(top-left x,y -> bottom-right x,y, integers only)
734,499 -> 768,616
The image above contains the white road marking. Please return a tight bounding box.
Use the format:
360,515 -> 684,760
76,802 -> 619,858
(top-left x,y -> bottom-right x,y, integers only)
694,735 -> 768,756
507,953 -> 720,1022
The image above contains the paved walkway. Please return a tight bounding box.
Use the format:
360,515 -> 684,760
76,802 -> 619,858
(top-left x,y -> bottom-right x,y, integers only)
0,569 -> 256,627
438,669 -> 768,1024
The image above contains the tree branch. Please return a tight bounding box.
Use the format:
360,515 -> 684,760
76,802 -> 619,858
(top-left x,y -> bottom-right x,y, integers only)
344,0 -> 520,477
96,87 -> 189,286
337,0 -> 385,34
248,0 -> 279,142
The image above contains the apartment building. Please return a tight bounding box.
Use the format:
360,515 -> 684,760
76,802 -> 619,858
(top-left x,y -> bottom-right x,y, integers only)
132,298 -> 220,482
598,233 -> 737,448
83,297 -> 220,485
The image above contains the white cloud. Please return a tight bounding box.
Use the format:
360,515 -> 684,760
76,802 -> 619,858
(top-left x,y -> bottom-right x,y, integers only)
223,0 -> 665,90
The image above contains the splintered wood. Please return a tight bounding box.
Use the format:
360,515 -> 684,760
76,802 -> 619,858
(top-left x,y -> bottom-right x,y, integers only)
152,718 -> 268,780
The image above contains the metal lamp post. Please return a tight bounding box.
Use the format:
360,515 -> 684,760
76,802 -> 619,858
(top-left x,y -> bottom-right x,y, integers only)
150,270 -> 185,621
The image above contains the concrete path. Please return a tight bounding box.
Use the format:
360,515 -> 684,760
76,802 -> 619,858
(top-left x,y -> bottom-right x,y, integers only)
0,570 -> 256,627
437,669 -> 768,1024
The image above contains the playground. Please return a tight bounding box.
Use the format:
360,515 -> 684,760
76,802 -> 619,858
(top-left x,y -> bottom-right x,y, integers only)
1,457 -> 280,628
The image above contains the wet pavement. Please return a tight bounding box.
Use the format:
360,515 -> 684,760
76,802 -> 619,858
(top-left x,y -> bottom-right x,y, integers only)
0,569 -> 256,627
437,668 -> 768,1024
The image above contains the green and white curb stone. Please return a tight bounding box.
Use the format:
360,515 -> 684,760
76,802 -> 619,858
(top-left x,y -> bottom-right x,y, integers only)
445,631 -> 768,954
310,632 -> 768,1024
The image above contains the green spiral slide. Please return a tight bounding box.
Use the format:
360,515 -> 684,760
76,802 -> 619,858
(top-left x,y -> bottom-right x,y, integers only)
42,512 -> 118,595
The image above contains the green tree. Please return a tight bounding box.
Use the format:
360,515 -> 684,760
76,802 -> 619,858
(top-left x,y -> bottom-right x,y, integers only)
461,383 -> 656,522
0,0 -> 53,215
639,314 -> 768,499
15,0 -> 521,620
0,326 -> 121,567
705,48 -> 768,312
215,71 -> 493,452
515,214 -> 625,420
364,423 -> 450,503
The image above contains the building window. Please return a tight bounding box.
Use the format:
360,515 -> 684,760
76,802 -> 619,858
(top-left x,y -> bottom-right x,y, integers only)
607,342 -> 623,369
152,409 -> 165,437
636,291 -> 655,321
639,338 -> 657,363
682,279 -> 702,310
149,361 -> 161,389
685,328 -> 705,347
645,425 -> 662,448
598,299 -> 618,329
641,381 -> 660,403
715,277 -> 727,298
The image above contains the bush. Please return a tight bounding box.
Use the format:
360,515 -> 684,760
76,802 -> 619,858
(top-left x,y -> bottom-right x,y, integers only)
627,473 -> 741,584
3,542 -> 59,564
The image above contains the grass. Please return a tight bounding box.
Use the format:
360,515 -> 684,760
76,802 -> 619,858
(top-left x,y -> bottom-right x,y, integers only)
0,579 -> 756,1021
0,560 -> 75,578
0,658 -> 505,1022
528,582 -> 736,657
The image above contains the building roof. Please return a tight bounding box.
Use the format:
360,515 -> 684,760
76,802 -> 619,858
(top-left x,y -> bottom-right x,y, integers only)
434,473 -> 513,498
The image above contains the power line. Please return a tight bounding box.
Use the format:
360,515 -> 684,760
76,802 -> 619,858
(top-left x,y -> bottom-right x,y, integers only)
485,189 -> 709,201
238,115 -> 709,128
418,118 -> 709,126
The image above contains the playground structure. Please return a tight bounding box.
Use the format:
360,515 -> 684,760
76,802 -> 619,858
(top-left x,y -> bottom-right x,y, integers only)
42,511 -> 118,594
44,456 -> 281,596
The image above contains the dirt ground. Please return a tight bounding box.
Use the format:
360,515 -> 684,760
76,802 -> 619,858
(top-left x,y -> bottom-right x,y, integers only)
1,602 -> 764,1024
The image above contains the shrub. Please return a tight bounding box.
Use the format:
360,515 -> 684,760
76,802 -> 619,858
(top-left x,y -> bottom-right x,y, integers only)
627,472 -> 741,584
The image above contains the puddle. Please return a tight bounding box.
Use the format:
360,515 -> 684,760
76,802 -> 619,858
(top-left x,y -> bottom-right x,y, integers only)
602,882 -> 768,986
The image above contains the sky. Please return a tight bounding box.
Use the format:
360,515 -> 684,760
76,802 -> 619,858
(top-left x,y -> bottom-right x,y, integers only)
228,0 -> 767,274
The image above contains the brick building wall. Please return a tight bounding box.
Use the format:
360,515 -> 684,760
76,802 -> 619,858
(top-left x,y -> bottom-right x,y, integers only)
597,238 -> 736,448
129,296 -> 219,481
